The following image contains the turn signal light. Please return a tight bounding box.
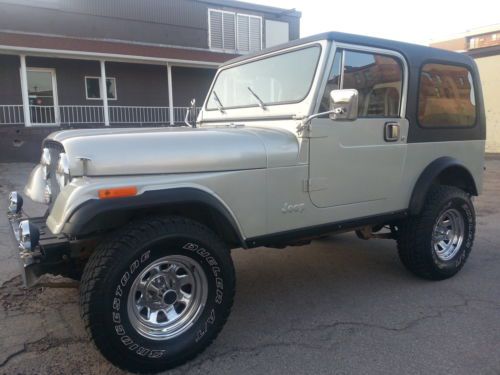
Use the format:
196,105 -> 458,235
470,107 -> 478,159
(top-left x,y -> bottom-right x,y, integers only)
98,186 -> 137,199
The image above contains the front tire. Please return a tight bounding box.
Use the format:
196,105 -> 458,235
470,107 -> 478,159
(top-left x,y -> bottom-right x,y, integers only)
397,186 -> 475,280
80,216 -> 235,373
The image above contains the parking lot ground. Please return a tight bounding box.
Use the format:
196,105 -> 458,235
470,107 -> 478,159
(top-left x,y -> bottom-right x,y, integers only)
0,158 -> 499,375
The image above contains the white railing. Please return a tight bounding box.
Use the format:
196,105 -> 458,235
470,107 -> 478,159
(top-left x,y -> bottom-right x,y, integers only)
109,106 -> 170,125
0,105 -> 202,126
60,105 -> 105,124
0,105 -> 24,125
109,106 -> 200,125
30,105 -> 57,125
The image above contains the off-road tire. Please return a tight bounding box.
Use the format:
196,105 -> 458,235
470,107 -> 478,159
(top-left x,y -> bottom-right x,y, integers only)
397,185 -> 475,280
79,216 -> 235,373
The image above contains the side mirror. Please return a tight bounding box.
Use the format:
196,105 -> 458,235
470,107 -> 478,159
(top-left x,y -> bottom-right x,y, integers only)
329,89 -> 358,121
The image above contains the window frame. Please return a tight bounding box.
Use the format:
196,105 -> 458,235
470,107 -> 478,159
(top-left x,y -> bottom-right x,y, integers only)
23,67 -> 60,126
316,42 -> 409,119
416,60 -> 478,129
236,13 -> 263,52
84,76 -> 117,101
341,46 -> 406,118
208,8 -> 262,53
205,43 -> 323,111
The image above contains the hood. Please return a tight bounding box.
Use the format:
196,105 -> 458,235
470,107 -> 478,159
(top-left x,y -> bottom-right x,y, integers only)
46,126 -> 300,177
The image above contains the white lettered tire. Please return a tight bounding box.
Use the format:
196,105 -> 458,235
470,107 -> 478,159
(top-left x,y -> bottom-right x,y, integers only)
80,216 -> 235,373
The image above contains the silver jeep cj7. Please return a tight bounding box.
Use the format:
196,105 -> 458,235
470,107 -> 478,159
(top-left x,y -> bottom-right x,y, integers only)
7,32 -> 485,373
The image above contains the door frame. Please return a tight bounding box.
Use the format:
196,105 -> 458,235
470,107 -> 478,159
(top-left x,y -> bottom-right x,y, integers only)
22,67 -> 60,126
313,41 -> 409,118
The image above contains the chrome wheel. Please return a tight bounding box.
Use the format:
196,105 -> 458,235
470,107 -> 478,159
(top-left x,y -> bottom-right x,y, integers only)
432,208 -> 465,261
127,255 -> 208,340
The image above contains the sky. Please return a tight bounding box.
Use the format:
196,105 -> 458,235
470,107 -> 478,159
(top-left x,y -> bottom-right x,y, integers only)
250,0 -> 500,45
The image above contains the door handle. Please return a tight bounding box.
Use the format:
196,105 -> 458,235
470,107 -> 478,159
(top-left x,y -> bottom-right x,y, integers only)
384,122 -> 400,142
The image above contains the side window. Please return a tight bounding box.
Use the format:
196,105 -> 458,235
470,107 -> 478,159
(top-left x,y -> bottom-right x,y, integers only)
418,63 -> 476,127
319,50 -> 342,112
343,50 -> 402,117
320,49 -> 403,117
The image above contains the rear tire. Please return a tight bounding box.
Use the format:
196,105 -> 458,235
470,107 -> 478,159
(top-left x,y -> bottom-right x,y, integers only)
80,216 -> 235,373
397,186 -> 475,280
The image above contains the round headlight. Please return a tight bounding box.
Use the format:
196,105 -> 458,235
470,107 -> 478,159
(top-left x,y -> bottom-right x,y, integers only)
8,191 -> 23,214
18,220 -> 39,252
19,220 -> 32,251
56,153 -> 71,188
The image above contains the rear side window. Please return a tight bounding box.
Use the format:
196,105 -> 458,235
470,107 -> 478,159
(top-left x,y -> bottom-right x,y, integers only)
418,63 -> 476,127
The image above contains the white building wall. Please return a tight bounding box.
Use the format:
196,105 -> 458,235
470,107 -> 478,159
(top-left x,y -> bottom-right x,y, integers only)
475,54 -> 500,153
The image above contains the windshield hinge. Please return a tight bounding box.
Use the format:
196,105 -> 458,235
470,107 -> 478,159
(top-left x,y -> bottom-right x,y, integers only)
296,119 -> 310,136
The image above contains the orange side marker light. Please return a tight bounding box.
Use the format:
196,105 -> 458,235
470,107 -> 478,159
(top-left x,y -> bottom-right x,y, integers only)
98,186 -> 138,199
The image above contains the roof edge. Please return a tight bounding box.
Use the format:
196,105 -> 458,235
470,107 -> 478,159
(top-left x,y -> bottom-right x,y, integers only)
196,0 -> 301,17
220,31 -> 473,68
428,23 -> 500,44
0,29 -> 228,54
0,30 -> 238,66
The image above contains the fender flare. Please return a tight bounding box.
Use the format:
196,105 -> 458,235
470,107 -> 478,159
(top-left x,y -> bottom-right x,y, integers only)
63,187 -> 245,245
409,157 -> 478,216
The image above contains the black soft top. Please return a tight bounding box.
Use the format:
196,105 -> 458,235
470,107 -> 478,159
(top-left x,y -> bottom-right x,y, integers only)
221,31 -> 475,68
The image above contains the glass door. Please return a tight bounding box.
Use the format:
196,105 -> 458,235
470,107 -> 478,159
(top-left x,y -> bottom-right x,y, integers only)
27,68 -> 59,125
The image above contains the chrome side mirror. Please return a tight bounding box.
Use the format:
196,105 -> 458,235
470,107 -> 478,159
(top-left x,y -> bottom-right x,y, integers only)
329,89 -> 358,121
296,89 -> 359,134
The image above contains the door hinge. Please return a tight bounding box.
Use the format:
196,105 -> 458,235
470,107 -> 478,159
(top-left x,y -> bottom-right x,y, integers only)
303,178 -> 328,192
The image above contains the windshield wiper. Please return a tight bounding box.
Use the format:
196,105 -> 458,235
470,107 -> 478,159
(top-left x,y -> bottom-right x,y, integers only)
247,87 -> 267,110
212,91 -> 225,113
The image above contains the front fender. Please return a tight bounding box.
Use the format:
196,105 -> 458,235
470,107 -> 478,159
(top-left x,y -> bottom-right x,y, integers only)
62,187 -> 243,240
45,175 -> 246,245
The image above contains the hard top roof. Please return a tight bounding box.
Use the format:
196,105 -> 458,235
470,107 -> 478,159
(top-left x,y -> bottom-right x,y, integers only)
221,31 -> 475,67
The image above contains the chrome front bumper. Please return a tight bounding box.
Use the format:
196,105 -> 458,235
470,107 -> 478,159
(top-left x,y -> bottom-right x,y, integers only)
7,212 -> 40,287
7,211 -> 71,288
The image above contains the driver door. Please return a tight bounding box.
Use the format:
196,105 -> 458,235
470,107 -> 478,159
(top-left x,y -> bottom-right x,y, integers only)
308,46 -> 408,212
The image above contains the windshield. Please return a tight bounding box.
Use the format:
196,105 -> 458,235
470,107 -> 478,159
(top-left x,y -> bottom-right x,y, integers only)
207,45 -> 321,110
